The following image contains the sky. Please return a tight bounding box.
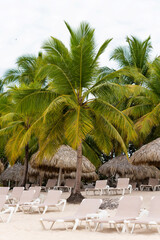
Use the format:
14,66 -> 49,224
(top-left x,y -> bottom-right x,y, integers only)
0,0 -> 160,76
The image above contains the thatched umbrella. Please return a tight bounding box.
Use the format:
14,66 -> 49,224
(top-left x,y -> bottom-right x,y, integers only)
130,138 -> 160,167
30,145 -> 96,185
0,163 -> 40,185
0,161 -> 4,174
99,155 -> 160,181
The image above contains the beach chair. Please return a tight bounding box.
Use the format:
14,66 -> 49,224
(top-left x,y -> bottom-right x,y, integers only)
8,187 -> 24,203
41,179 -> 57,191
9,190 -> 36,212
89,196 -> 143,233
21,190 -> 66,214
0,195 -> 15,223
140,178 -> 160,191
40,198 -> 102,230
55,179 -> 75,192
108,178 -> 132,195
85,180 -> 109,195
0,187 -> 10,195
29,186 -> 41,201
130,196 -> 160,234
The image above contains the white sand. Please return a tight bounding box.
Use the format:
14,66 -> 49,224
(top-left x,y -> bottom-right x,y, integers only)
0,190 -> 160,240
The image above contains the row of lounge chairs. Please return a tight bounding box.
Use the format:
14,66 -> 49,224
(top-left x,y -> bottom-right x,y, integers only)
40,196 -> 160,234
0,188 -> 66,222
85,178 -> 132,196
1,186 -> 160,233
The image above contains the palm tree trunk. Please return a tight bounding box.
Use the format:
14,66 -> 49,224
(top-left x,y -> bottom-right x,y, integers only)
67,142 -> 84,203
21,144 -> 29,187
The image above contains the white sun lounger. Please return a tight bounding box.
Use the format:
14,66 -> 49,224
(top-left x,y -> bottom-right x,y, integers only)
40,198 -> 102,231
85,180 -> 109,195
21,190 -> 66,214
130,196 -> 160,234
108,178 -> 132,195
89,196 -> 143,233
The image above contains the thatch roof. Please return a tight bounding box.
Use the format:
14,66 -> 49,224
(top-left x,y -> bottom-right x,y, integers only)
130,138 -> 160,167
30,145 -> 96,173
99,155 -> 160,180
0,163 -> 39,182
0,161 -> 4,174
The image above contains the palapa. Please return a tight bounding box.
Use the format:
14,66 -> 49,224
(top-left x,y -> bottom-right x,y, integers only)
130,138 -> 160,167
30,145 -> 95,173
0,163 -> 39,182
30,145 -> 97,185
99,155 -> 160,180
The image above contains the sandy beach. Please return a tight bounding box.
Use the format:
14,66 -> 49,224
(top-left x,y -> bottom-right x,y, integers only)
0,190 -> 160,240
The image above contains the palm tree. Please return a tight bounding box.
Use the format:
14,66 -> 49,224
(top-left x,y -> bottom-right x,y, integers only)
14,22 -> 137,202
110,36 -> 152,84
122,57 -> 160,143
3,52 -> 46,86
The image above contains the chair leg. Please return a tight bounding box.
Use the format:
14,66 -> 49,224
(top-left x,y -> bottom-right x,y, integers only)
7,208 -> 14,223
72,219 -> 79,231
42,206 -> 48,214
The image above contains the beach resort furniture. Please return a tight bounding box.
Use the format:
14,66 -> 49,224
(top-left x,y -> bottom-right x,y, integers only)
8,187 -> 24,203
40,198 -> 102,230
10,190 -> 36,212
85,180 -> 109,195
0,195 -> 15,223
108,178 -> 132,195
54,179 -> 75,192
41,179 -> 57,191
89,196 -> 143,233
29,186 -> 41,201
140,178 -> 160,191
0,187 -> 10,195
130,196 -> 160,234
21,190 -> 66,214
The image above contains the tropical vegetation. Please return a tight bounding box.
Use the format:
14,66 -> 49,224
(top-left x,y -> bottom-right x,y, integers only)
0,22 -> 160,202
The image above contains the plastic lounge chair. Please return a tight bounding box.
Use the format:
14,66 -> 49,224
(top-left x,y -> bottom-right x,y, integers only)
55,179 -> 75,192
140,178 -> 160,191
21,190 -> 66,214
29,186 -> 41,201
85,180 -> 109,196
8,187 -> 24,203
41,179 -> 57,191
130,196 -> 160,233
40,198 -> 102,230
89,196 -> 143,233
108,178 -> 132,195
9,190 -> 36,212
0,195 -> 15,223
0,187 -> 10,195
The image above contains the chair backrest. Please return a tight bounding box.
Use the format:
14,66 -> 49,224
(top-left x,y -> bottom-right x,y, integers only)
0,187 -> 10,195
75,199 -> 102,217
65,179 -> 75,188
148,178 -> 159,186
19,190 -> 35,204
116,196 -> 142,219
11,187 -> 24,201
117,178 -> 129,188
0,195 -> 7,211
46,179 -> 57,188
44,190 -> 62,205
29,186 -> 41,199
95,180 -> 107,189
148,196 -> 160,218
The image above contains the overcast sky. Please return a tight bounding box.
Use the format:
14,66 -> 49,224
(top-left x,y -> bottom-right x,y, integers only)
0,0 -> 160,76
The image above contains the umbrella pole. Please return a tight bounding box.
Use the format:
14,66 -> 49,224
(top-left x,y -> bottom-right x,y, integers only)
57,168 -> 62,186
